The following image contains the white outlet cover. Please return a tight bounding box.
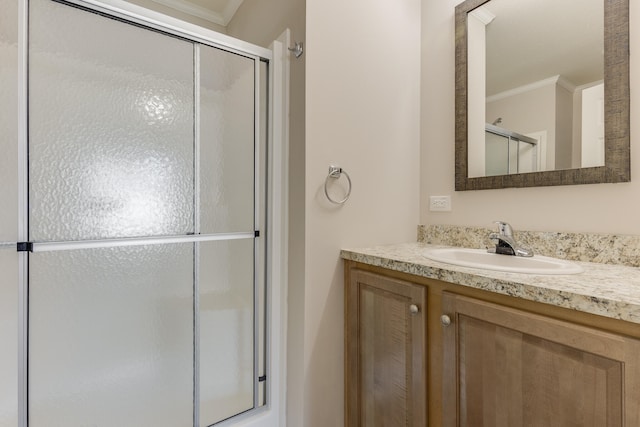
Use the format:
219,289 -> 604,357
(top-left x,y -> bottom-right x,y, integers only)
429,195 -> 451,212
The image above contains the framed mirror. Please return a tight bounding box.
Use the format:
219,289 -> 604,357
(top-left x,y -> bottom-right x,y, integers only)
455,0 -> 629,190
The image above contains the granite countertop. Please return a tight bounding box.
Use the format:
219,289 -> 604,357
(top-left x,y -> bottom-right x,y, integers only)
341,242 -> 640,325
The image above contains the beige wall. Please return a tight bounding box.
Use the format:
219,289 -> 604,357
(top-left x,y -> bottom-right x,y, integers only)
555,84 -> 574,169
232,3 -> 421,426
422,0 -> 640,235
227,0 -> 304,49
305,0 -> 421,425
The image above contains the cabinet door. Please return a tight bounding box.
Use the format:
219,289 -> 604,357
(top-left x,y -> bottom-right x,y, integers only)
442,292 -> 640,427
346,270 -> 427,426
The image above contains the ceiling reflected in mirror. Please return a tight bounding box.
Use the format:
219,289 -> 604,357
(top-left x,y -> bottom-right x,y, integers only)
482,0 -> 602,97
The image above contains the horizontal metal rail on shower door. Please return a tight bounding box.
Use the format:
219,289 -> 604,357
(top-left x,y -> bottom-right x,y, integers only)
485,123 -> 537,146
18,232 -> 258,253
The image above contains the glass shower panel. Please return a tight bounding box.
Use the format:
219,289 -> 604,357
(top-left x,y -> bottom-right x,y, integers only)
199,46 -> 255,234
29,244 -> 194,426
508,138 -> 519,174
0,251 -> 17,427
485,131 -> 509,176
199,239 -> 254,426
0,0 -> 18,242
519,141 -> 537,173
0,0 -> 19,424
29,0 -> 195,242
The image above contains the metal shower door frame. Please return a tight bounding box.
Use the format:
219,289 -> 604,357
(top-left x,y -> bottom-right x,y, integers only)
15,1 -> 276,425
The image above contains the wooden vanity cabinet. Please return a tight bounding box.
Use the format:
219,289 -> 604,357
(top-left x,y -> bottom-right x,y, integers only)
442,292 -> 640,427
345,268 -> 427,426
344,261 -> 640,427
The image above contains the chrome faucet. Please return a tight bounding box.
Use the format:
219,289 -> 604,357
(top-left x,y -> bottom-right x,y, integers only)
487,221 -> 533,257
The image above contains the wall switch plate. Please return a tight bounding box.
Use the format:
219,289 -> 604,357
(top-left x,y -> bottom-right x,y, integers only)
429,195 -> 451,212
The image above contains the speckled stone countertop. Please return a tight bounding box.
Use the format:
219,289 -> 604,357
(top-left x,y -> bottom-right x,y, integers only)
418,224 -> 640,267
340,242 -> 640,325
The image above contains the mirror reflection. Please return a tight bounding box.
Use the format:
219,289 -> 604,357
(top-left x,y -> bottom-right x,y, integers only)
467,0 -> 604,178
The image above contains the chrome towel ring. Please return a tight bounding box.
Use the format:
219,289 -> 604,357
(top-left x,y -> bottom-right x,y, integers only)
324,165 -> 352,205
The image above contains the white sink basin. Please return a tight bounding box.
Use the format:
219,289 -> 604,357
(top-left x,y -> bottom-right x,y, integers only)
424,247 -> 584,275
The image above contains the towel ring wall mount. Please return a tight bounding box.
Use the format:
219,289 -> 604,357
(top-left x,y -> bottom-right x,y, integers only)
324,165 -> 352,205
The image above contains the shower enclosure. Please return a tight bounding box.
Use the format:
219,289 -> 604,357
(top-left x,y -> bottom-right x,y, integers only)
0,0 -> 284,425
485,123 -> 538,176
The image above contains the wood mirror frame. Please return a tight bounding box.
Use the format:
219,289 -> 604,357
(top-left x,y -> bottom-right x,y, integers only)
455,0 -> 630,191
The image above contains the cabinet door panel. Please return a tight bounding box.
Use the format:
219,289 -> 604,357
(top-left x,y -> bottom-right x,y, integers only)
442,293 -> 640,427
346,270 -> 426,427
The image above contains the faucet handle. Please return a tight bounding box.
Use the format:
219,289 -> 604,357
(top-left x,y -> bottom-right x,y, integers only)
493,221 -> 513,237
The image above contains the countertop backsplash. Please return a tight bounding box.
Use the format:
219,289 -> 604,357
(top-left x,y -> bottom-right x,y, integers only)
418,224 -> 640,268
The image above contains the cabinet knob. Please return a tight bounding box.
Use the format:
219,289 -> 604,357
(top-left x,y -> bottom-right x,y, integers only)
409,304 -> 420,315
440,314 -> 451,326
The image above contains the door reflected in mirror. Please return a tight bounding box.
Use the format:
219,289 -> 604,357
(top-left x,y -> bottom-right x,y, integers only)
467,0 -> 603,178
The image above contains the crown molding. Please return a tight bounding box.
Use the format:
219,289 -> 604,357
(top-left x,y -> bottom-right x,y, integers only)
150,0 -> 244,26
222,0 -> 244,25
487,75 -> 578,103
469,6 -> 495,25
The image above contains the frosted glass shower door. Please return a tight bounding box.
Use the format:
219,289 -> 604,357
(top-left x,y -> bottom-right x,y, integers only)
198,45 -> 259,426
25,1 -> 264,426
0,0 -> 19,424
29,0 -> 195,242
485,131 -> 509,176
28,0 -> 196,425
29,245 -> 195,426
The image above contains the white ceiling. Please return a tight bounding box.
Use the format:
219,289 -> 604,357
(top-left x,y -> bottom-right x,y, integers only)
150,0 -> 245,26
478,0 -> 603,96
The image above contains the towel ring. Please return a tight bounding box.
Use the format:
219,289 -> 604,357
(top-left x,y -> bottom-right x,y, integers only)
324,165 -> 352,205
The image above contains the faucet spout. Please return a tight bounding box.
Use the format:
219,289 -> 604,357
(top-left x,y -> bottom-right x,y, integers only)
488,221 -> 533,257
